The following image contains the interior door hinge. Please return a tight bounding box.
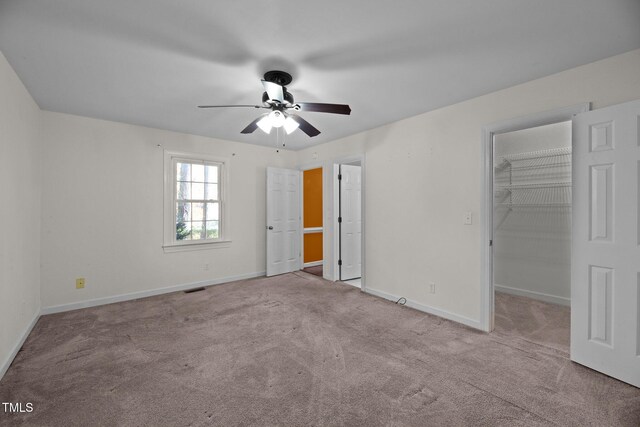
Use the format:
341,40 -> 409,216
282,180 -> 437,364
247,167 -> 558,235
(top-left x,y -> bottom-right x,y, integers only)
338,217 -> 342,223
338,260 -> 342,266
489,240 -> 493,247
338,174 -> 342,180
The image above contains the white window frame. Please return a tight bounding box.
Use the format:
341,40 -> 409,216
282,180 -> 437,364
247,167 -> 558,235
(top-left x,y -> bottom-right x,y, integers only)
163,150 -> 231,252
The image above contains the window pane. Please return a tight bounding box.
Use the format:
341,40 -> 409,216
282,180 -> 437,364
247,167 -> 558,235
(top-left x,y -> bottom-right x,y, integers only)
206,202 -> 219,220
206,221 -> 219,239
192,203 -> 204,221
205,184 -> 218,200
192,164 -> 205,182
191,222 -> 204,240
176,202 -> 191,222
206,165 -> 218,183
170,158 -> 224,244
176,162 -> 190,182
192,182 -> 205,200
176,220 -> 191,240
176,181 -> 191,200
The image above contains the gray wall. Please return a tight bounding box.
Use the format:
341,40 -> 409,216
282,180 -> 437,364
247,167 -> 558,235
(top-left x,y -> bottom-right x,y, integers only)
0,51 -> 42,378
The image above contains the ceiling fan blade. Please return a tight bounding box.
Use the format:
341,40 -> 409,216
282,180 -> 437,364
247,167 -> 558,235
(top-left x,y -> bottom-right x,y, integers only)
288,115 -> 321,137
262,80 -> 284,103
240,115 -> 267,134
198,105 -> 266,109
293,102 -> 351,115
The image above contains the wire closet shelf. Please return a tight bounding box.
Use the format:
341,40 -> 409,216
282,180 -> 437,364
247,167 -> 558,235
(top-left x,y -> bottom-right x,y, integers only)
494,146 -> 572,210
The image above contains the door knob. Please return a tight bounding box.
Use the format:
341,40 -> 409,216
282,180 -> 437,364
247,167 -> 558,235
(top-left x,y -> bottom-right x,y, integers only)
267,226 -> 273,230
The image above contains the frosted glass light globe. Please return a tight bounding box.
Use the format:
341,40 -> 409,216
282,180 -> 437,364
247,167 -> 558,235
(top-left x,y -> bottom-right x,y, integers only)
269,110 -> 285,128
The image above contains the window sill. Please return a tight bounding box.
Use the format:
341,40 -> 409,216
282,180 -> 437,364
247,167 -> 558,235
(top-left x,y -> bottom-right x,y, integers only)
163,240 -> 232,253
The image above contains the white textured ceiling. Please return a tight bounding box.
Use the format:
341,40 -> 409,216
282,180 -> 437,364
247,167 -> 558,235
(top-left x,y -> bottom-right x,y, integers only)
1,1 -> 639,150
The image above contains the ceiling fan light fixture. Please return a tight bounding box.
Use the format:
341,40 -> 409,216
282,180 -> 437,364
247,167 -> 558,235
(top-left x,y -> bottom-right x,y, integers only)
257,116 -> 273,134
269,110 -> 286,128
284,116 -> 300,134
199,70 -> 350,138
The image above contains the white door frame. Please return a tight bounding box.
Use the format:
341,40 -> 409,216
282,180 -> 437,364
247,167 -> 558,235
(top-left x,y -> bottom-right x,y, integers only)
479,103 -> 589,332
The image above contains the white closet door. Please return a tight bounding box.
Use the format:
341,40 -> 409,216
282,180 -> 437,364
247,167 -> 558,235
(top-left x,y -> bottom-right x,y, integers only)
340,165 -> 362,280
266,167 -> 301,277
571,99 -> 640,387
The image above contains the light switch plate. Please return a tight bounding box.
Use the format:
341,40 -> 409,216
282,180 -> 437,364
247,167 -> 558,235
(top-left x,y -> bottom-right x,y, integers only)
464,211 -> 472,225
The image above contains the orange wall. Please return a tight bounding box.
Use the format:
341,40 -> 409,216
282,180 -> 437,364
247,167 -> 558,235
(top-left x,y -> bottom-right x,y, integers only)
303,168 -> 323,228
303,233 -> 323,263
303,168 -> 322,263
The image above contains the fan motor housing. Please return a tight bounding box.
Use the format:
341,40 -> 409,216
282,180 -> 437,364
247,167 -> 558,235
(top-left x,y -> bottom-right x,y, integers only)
263,70 -> 292,86
262,90 -> 294,105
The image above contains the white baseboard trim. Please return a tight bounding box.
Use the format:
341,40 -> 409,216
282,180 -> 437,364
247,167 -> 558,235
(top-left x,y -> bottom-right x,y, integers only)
1,309 -> 40,381
494,284 -> 570,306
41,271 -> 266,315
303,261 -> 323,268
364,287 -> 482,330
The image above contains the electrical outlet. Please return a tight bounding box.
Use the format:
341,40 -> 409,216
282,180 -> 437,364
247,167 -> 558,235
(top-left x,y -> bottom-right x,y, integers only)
464,211 -> 472,225
428,282 -> 436,294
76,278 -> 85,289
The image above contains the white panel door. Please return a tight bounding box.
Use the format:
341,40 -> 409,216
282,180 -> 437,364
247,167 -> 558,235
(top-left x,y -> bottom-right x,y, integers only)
340,165 -> 362,280
266,167 -> 301,277
572,99 -> 640,388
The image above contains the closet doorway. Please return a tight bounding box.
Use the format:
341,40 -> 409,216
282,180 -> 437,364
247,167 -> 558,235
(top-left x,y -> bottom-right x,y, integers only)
492,121 -> 572,350
483,101 -> 640,386
480,103 -> 589,336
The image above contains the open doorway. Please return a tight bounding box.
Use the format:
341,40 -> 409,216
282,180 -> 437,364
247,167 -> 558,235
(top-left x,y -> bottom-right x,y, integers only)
480,103 -> 589,334
336,161 -> 362,288
298,154 -> 365,288
492,121 -> 572,351
302,167 -> 324,277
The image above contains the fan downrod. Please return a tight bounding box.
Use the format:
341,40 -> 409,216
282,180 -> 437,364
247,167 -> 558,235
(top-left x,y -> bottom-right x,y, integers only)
263,70 -> 292,86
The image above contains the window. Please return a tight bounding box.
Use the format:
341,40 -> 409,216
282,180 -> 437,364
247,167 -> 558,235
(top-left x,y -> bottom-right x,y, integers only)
164,151 -> 230,250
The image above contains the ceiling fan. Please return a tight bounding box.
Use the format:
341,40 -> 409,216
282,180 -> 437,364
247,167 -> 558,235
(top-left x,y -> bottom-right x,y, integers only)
198,70 -> 351,137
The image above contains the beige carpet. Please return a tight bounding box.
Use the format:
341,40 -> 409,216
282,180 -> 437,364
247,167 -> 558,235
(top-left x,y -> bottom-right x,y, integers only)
1,273 -> 638,426
494,291 -> 570,354
302,265 -> 323,277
